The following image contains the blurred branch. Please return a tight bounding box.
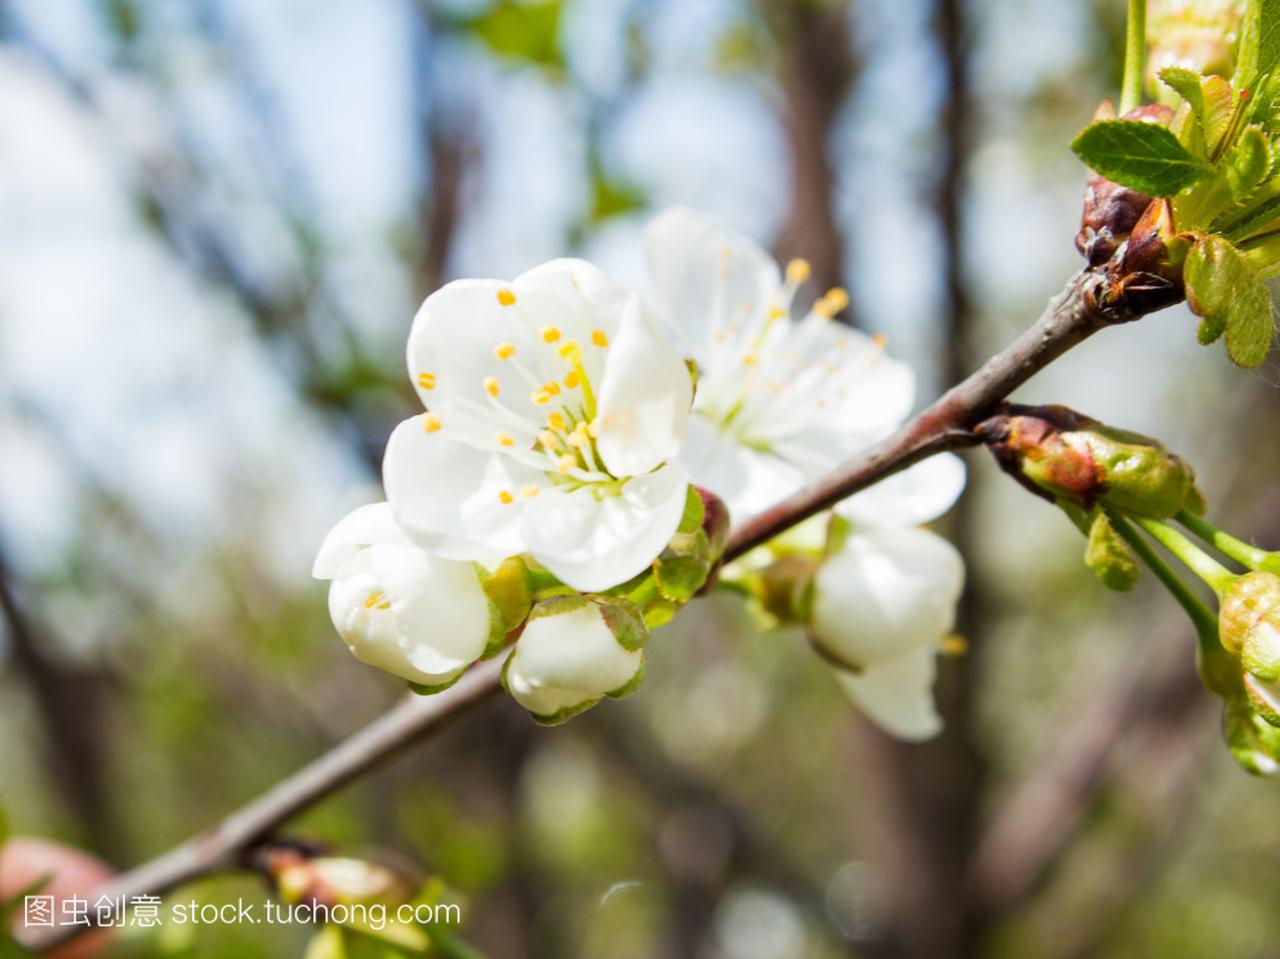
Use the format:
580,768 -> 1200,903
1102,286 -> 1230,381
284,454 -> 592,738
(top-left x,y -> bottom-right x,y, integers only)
26,261 -> 1144,953
0,542 -> 115,857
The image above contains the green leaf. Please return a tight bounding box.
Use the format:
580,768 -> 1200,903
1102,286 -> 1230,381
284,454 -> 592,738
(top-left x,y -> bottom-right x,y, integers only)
1070,120 -> 1209,196
1160,67 -> 1205,122
1185,234 -> 1275,366
458,0 -> 563,70
1235,0 -> 1280,86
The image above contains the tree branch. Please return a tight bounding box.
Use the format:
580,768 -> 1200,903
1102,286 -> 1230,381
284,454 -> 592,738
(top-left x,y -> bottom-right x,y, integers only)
23,266 -> 1132,954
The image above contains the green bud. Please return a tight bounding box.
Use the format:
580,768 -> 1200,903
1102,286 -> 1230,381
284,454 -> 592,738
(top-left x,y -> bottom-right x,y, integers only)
653,486 -> 731,603
1225,700 -> 1280,776
1084,511 -> 1142,591
977,404 -> 1203,519
755,554 -> 820,625
1218,570 -> 1280,659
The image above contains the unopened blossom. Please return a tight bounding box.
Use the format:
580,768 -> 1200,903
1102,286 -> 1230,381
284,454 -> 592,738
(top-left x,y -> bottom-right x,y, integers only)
313,503 -> 492,689
644,207 -> 966,739
503,595 -> 648,724
385,258 -> 693,593
813,522 -> 966,740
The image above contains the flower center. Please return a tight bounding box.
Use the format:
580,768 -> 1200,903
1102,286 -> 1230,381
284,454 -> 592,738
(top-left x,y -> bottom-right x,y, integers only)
417,289 -> 626,505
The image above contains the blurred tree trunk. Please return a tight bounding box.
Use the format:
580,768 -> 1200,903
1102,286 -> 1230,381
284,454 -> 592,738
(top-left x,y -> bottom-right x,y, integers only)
0,544 -> 117,860
767,0 -> 858,305
849,1 -> 987,956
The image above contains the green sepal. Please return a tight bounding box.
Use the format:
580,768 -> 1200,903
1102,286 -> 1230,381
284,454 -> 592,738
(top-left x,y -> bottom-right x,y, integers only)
598,597 -> 649,652
824,513 -> 853,558
1244,673 -> 1280,726
1244,629 -> 1280,682
606,653 -> 646,699
408,672 -> 465,696
478,557 -> 533,655
1084,511 -> 1142,591
526,593 -> 592,621
642,600 -> 678,629
1070,120 -> 1210,196
1184,233 -> 1274,366
654,531 -> 713,603
677,484 -> 706,534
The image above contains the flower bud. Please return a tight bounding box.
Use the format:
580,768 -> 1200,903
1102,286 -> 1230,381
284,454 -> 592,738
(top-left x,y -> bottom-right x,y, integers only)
256,845 -> 413,909
1076,173 -> 1153,266
502,595 -> 648,724
315,504 -> 493,691
653,486 -> 731,604
810,526 -> 964,671
977,404 -> 1203,519
1218,571 -> 1280,660
754,553 -> 820,625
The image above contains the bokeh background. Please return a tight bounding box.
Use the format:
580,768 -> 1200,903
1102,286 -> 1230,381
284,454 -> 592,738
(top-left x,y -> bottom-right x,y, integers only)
2,0 -> 1280,957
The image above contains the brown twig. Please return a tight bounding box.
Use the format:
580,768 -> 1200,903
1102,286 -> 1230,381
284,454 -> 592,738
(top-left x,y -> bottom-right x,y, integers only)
24,266 -> 1133,954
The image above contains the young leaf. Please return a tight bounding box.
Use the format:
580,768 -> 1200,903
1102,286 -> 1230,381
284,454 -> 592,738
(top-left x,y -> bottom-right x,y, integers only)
1185,234 -> 1275,366
1160,67 -> 1205,123
1070,120 -> 1209,196
1235,0 -> 1280,86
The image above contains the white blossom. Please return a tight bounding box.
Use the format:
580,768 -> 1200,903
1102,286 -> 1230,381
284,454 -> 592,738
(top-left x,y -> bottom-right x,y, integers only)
313,503 -> 492,689
503,597 -> 647,723
384,258 -> 693,593
645,207 -> 967,739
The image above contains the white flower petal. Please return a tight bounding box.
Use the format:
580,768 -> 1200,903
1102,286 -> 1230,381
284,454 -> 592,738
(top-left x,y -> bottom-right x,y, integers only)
313,502 -> 412,579
680,414 -> 802,519
811,527 -> 964,669
328,543 -> 490,686
383,415 -> 534,565
645,207 -> 781,351
836,454 -> 967,529
594,296 -> 693,477
832,645 -> 943,741
515,258 -> 631,333
407,278 -> 600,445
522,461 -> 690,592
505,601 -> 643,717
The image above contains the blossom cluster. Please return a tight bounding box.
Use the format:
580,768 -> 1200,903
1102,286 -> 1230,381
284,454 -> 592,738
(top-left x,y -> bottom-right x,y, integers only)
314,209 -> 966,737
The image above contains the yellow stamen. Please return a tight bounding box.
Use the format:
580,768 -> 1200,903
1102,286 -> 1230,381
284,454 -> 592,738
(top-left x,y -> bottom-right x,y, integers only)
423,413 -> 443,433
538,430 -> 560,451
563,370 -> 580,389
520,484 -> 540,498
542,379 -> 561,396
495,431 -> 515,448
556,455 -> 576,474
872,333 -> 888,348
532,389 -> 552,405
567,425 -> 590,448
497,288 -> 516,307
498,489 -> 514,505
742,354 -> 759,367
785,258 -> 811,284
587,419 -> 600,438
417,372 -> 436,390
364,591 -> 385,609
540,325 -> 561,343
824,287 -> 850,313
590,329 -> 609,348
768,306 -> 787,320
484,376 -> 501,397
558,340 -> 583,364
547,412 -> 566,431
494,342 -> 516,360
940,635 -> 969,657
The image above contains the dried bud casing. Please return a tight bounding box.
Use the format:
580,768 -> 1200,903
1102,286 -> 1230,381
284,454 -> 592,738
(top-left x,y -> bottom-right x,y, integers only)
977,404 -> 1203,518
